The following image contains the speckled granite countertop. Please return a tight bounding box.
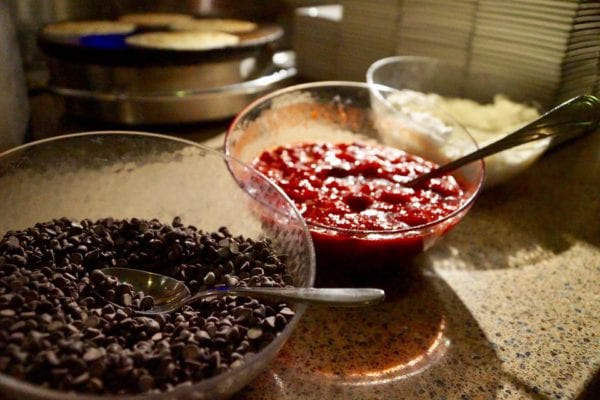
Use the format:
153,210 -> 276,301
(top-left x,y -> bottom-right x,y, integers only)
229,128 -> 600,400
27,94 -> 599,399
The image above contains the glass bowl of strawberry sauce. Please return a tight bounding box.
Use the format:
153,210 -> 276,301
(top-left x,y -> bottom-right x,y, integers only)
225,81 -> 485,269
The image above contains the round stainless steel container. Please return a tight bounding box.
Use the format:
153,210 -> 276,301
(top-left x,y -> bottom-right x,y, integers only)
47,51 -> 297,125
38,18 -> 292,124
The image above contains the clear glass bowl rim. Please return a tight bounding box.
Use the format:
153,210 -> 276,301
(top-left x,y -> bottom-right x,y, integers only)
225,80 -> 486,236
0,130 -> 316,400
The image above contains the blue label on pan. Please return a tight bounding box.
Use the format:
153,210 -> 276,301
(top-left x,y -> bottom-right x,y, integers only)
79,33 -> 130,49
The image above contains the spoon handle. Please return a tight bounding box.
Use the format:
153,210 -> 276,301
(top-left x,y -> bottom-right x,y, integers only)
187,287 -> 385,307
407,94 -> 600,187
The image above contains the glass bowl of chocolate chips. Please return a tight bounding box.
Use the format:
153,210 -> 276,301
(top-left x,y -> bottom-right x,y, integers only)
0,131 -> 316,399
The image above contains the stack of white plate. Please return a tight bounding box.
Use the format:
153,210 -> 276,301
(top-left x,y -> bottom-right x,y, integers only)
292,0 -> 599,104
293,5 -> 342,80
396,0 -> 479,68
337,0 -> 399,80
469,0 -> 600,106
555,1 -> 600,102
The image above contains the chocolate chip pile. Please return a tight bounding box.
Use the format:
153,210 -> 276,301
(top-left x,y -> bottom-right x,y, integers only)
0,217 -> 295,395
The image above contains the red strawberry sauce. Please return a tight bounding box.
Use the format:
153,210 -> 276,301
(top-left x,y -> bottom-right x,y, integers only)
253,141 -> 465,267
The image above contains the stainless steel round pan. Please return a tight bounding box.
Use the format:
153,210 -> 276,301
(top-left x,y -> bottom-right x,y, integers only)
38,23 -> 283,92
44,50 -> 273,92
38,23 -> 284,67
47,51 -> 297,125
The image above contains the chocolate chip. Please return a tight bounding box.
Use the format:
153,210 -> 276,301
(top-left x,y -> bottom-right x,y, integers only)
10,321 -> 27,332
83,348 -> 104,362
72,253 -> 86,266
138,374 -> 155,392
0,217 -> 296,395
264,316 -> 276,328
12,255 -> 27,267
275,314 -> 287,327
233,307 -> 252,323
247,327 -> 263,340
279,307 -> 295,317
72,372 -> 90,385
5,236 -> 19,249
182,344 -> 201,361
140,296 -> 154,311
89,270 -> 105,285
143,318 -> 160,334
120,293 -> 132,307
88,377 -> 103,392
45,351 -> 60,366
203,271 -> 216,286
0,309 -> 15,317
115,284 -> 131,296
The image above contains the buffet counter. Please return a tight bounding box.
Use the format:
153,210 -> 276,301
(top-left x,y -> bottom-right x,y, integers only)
26,92 -> 600,400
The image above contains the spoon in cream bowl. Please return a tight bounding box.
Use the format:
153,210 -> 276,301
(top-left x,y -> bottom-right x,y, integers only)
405,94 -> 600,187
95,267 -> 386,315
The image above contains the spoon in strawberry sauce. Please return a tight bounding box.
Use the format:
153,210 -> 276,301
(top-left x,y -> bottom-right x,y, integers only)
405,94 -> 600,187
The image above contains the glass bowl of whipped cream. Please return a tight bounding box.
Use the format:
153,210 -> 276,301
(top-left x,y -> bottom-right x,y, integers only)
367,56 -> 550,187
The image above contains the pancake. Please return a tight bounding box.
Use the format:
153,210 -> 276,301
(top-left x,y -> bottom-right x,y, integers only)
43,20 -> 137,36
171,18 -> 258,33
125,31 -> 240,51
118,13 -> 195,28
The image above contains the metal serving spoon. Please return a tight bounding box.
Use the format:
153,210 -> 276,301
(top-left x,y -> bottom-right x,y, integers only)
405,94 -> 600,187
98,267 -> 385,315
